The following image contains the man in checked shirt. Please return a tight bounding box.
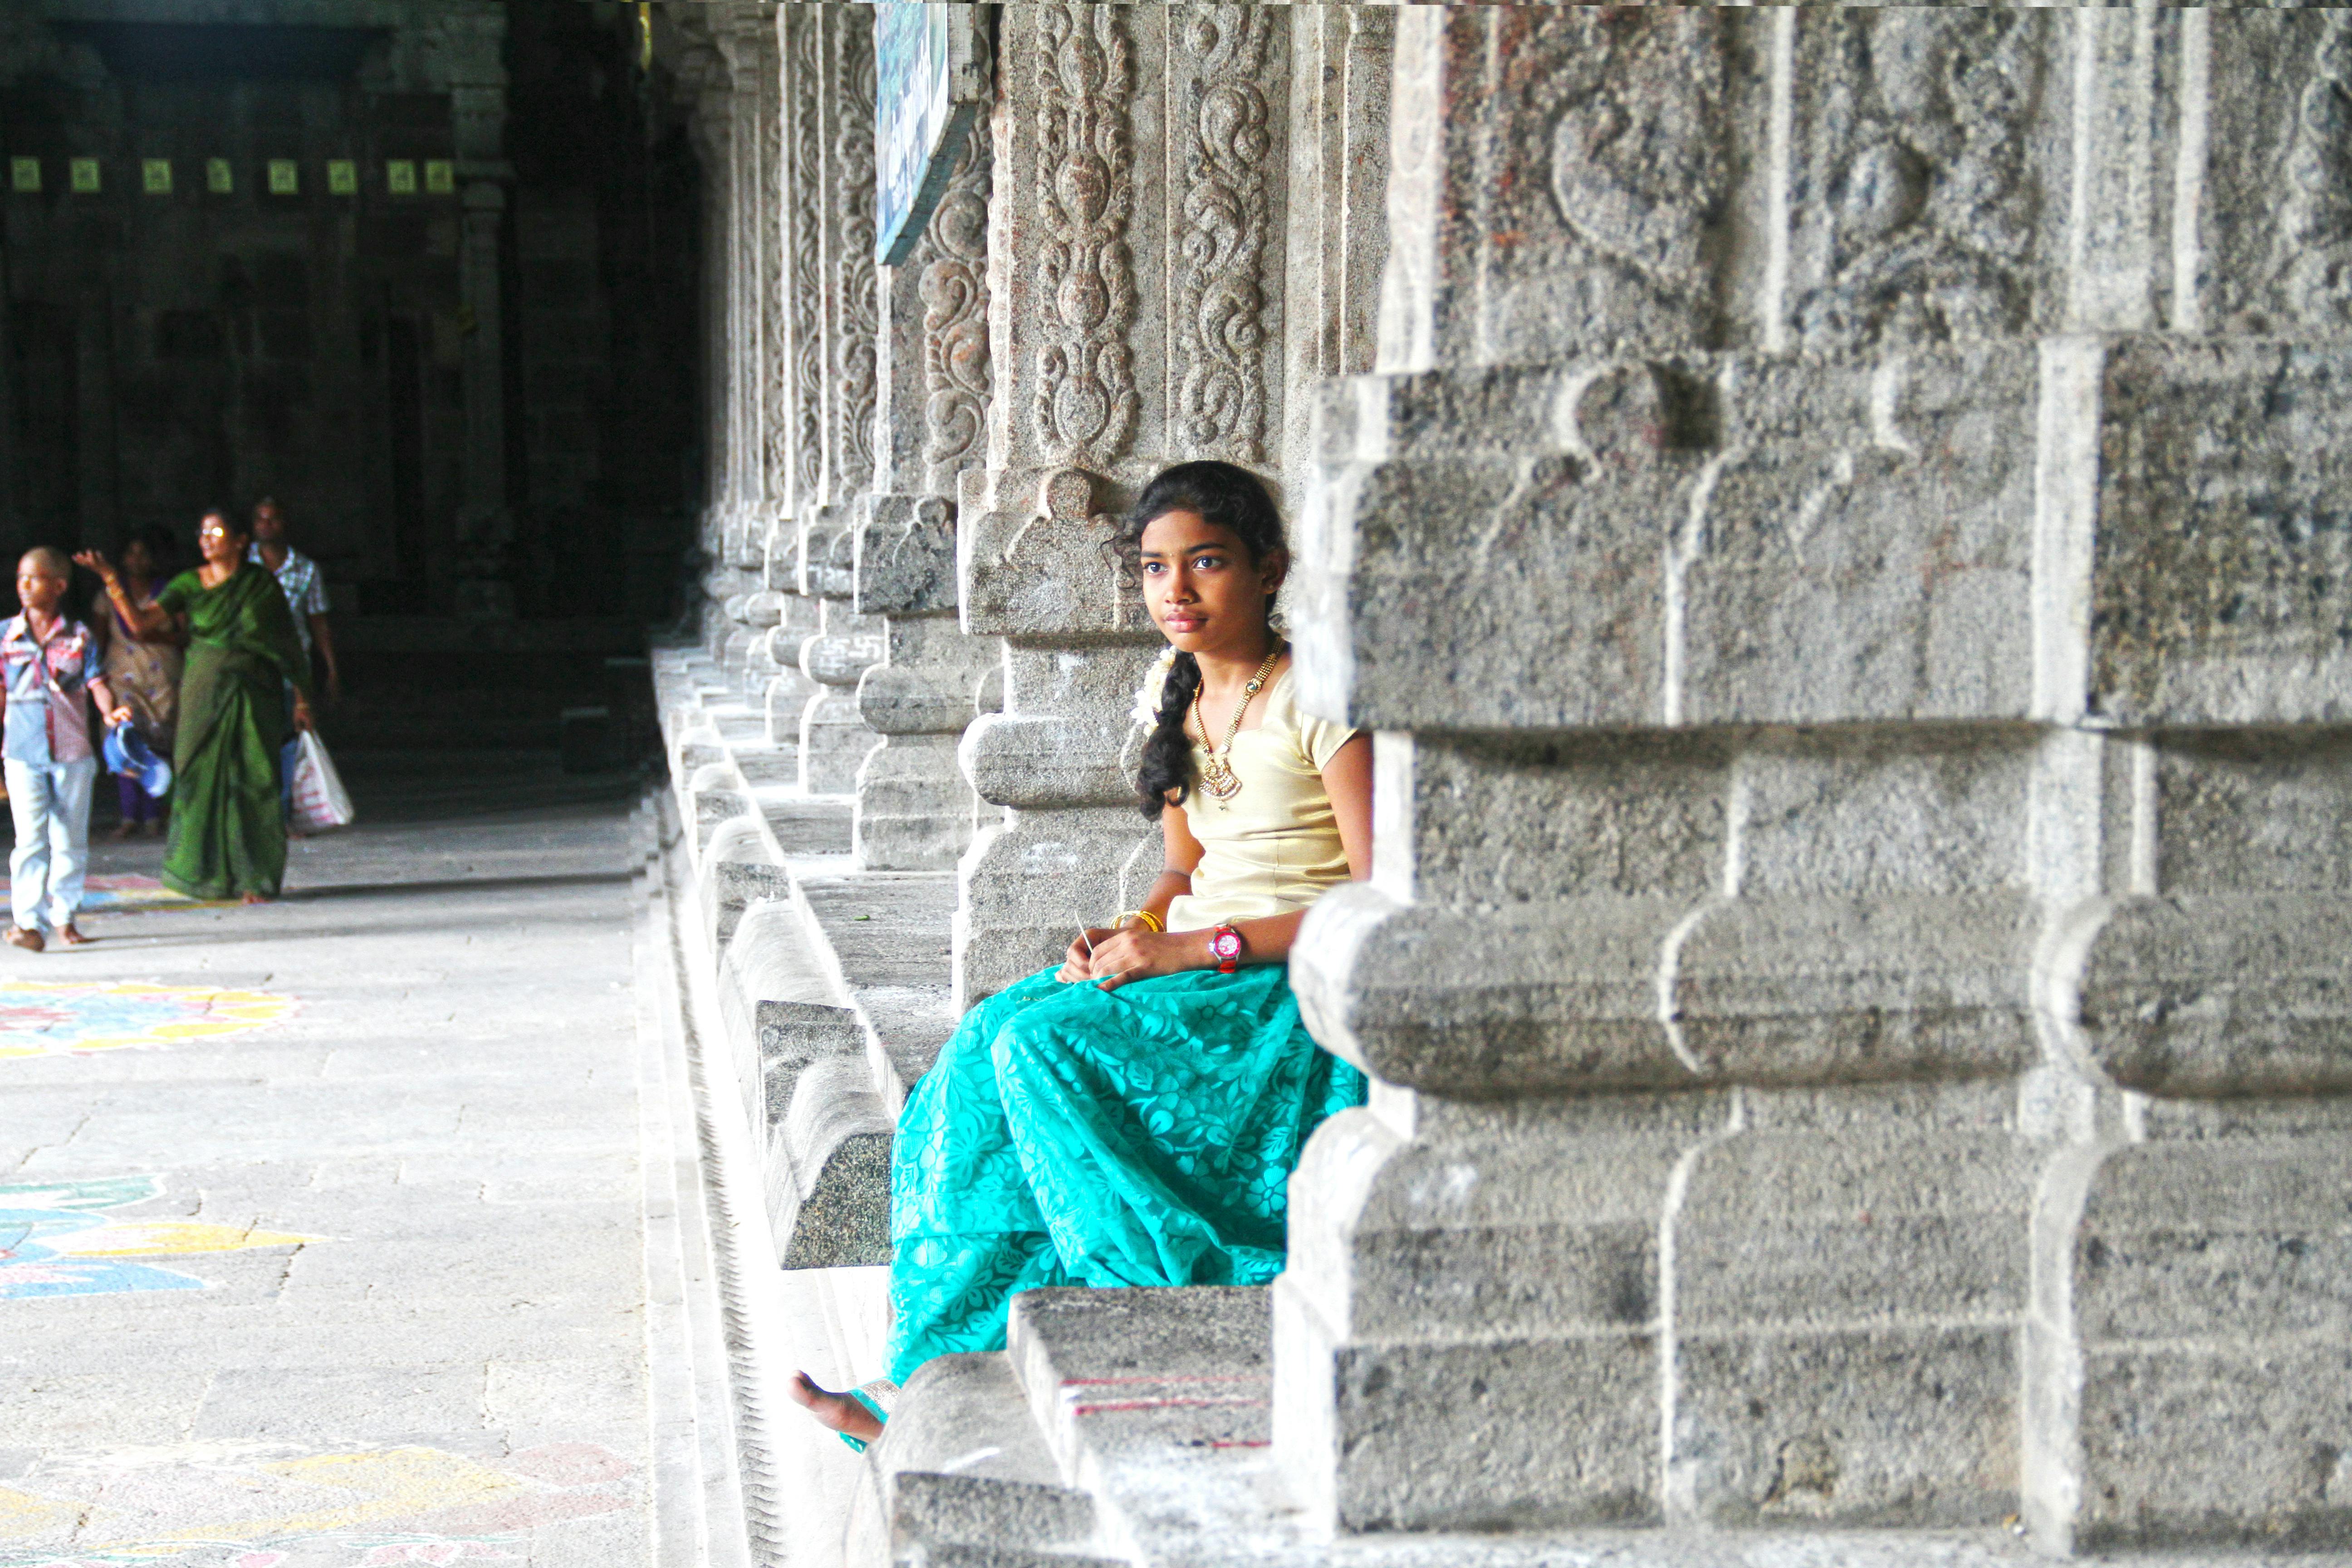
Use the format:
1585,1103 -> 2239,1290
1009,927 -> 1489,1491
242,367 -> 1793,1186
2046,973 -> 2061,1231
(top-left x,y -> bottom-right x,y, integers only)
0,548 -> 132,951
249,497 -> 340,826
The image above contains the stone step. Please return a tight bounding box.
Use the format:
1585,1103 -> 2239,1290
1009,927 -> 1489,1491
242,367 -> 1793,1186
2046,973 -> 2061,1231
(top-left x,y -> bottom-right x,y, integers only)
848,1352 -> 1117,1568
719,900 -> 893,1269
767,1047 -> 892,1269
736,745 -> 802,788
658,653 -> 902,1272
717,712 -> 769,742
759,792 -> 854,856
713,868 -> 958,1273
812,1286 -> 1289,1568
698,818 -> 787,946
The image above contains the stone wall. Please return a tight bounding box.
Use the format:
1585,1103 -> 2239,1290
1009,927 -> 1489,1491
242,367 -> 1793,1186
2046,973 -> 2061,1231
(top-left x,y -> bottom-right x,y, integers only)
669,6 -> 2352,1561
1280,6 -> 2352,1548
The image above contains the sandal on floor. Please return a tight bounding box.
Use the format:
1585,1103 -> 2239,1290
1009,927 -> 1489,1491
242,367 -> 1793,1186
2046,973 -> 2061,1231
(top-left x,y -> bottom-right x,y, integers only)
840,1382 -> 897,1455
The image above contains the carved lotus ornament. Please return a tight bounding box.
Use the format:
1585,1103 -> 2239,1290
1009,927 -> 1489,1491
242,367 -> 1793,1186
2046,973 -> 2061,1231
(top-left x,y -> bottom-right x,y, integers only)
1056,158 -> 1111,230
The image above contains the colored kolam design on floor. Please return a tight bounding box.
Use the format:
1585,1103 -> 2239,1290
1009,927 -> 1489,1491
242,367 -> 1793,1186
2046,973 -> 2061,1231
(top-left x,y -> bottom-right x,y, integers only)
0,1441 -> 639,1567
0,874 -> 238,916
0,980 -> 298,1061
0,1176 -> 320,1300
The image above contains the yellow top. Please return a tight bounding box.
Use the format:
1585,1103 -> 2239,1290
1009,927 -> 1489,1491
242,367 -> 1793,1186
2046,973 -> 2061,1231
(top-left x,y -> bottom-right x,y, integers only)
1144,661 -> 1360,932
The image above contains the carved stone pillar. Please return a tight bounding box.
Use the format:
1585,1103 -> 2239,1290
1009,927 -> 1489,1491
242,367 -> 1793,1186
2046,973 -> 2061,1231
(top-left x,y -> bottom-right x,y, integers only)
671,11 -> 738,658
446,8 -> 512,620
850,106 -> 997,871
724,8 -> 783,698
0,240 -> 16,542
1280,6 -> 1392,487
793,5 -> 886,797
1277,9 -> 2352,1551
761,4 -> 825,750
956,4 -> 1295,1003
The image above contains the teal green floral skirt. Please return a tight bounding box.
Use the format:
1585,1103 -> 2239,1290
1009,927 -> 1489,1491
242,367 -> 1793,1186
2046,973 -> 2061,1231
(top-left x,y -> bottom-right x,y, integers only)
886,963 -> 1367,1387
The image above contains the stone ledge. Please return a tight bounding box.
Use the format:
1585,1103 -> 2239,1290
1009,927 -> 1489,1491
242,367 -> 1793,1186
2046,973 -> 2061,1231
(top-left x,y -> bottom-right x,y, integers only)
657,646 -> 901,1272
654,646 -> 964,1272
795,872 -> 960,1105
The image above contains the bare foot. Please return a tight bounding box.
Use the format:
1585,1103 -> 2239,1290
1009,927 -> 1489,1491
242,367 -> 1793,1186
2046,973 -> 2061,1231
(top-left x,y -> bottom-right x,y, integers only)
56,925 -> 92,946
4,926 -> 43,953
240,892 -> 270,906
787,1372 -> 884,1443
108,823 -> 136,842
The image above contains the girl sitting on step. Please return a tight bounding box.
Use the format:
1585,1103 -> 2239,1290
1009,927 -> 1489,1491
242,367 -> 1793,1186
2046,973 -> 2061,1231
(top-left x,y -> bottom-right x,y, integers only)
789,460 -> 1373,1448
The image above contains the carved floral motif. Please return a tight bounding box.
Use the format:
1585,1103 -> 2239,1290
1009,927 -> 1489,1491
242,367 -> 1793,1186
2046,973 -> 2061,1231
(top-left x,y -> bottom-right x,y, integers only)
1172,7 -> 1276,461
1535,11 -> 1730,325
921,122 -> 993,484
833,11 -> 881,495
786,10 -> 825,512
2270,12 -> 2352,332
735,63 -> 764,514
760,29 -> 789,510
1031,4 -> 1137,466
1790,10 -> 2038,349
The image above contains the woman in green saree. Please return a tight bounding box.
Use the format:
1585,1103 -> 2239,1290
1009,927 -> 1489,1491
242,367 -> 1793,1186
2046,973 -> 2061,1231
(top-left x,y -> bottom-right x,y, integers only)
76,510 -> 314,903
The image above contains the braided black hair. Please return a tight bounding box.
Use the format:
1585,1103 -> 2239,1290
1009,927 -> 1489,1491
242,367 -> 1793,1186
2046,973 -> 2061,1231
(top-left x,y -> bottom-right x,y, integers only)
1110,461 -> 1287,820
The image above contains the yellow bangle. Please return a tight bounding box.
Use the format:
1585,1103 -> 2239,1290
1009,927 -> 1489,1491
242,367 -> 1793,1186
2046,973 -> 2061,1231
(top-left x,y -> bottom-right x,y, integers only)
1113,909 -> 1163,935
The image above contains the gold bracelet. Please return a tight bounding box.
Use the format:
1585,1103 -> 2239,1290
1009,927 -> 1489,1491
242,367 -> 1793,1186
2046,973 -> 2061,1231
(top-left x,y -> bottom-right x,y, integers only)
1112,909 -> 1163,935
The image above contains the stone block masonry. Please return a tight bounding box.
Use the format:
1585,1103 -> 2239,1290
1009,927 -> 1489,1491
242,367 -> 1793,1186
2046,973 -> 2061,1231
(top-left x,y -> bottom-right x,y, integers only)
657,6 -> 2352,1567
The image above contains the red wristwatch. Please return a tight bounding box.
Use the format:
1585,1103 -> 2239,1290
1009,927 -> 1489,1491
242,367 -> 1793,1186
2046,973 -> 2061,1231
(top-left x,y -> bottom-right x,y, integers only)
1210,924 -> 1243,974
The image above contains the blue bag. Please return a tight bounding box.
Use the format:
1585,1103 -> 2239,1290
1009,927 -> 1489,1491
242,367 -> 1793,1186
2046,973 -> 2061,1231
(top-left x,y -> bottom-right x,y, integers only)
103,722 -> 173,800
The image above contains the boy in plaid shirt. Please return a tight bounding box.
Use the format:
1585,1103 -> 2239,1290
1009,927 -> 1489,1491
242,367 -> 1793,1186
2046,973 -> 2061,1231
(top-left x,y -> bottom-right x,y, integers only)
2,549 -> 130,951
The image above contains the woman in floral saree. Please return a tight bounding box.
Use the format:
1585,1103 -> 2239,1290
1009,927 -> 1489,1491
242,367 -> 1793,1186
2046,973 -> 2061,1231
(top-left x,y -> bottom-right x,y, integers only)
792,461 -> 1374,1446
87,528 -> 184,839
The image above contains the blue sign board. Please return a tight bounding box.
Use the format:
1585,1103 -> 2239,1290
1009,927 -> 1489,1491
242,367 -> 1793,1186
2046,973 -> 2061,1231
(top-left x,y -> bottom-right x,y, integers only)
875,2 -> 981,266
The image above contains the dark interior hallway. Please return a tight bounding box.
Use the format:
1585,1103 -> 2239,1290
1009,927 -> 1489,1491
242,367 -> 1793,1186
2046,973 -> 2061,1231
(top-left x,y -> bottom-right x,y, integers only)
0,0 -> 705,748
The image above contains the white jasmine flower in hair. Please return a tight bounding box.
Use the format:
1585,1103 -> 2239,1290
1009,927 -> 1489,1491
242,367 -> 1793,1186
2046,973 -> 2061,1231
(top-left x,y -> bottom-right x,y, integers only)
1130,646 -> 1179,729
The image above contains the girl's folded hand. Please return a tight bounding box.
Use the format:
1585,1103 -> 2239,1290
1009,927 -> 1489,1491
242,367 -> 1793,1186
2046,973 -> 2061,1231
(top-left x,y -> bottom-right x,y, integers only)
1089,929 -> 1202,992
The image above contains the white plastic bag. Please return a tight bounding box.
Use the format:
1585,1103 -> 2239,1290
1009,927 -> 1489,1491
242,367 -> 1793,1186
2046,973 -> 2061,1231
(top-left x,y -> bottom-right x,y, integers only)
289,730 -> 356,833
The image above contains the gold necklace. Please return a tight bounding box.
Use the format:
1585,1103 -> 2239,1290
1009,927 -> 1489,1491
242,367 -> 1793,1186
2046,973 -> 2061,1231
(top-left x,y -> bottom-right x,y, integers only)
1192,645 -> 1283,804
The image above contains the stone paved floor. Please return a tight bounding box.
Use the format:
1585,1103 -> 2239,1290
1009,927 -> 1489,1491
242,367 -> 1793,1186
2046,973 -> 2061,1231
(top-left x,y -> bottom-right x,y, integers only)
0,756 -> 657,1568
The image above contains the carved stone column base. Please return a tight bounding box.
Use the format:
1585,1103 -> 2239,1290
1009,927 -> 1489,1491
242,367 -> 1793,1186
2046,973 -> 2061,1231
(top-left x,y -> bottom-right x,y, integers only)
765,666 -> 821,751
852,628 -> 993,872
799,692 -> 879,797
2024,1112 -> 2352,1554
799,608 -> 885,797
1274,1093 -> 1713,1534
1276,1084 -> 2067,1538
853,734 -> 974,872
